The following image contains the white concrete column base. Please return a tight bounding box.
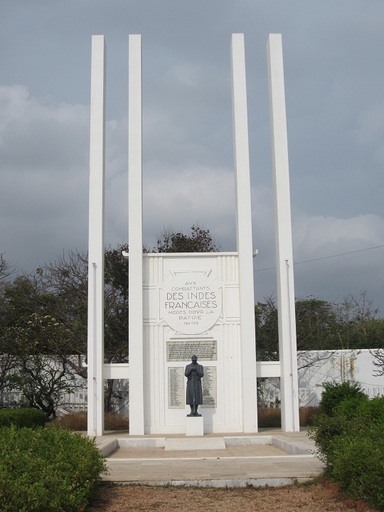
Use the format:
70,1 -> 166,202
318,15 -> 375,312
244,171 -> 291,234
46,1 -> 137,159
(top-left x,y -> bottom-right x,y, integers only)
186,416 -> 204,436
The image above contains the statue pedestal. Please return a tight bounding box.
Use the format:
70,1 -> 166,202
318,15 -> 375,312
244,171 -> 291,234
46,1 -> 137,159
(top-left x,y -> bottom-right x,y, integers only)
186,415 -> 204,436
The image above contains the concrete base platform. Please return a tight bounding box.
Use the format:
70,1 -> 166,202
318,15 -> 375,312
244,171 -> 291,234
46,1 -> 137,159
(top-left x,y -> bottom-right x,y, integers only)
165,437 -> 226,451
95,430 -> 324,488
185,415 -> 204,436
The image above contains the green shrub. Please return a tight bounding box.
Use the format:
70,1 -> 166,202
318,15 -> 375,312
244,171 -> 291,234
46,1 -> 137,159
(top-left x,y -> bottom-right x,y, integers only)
309,394 -> 374,469
308,413 -> 349,468
319,381 -> 366,416
310,396 -> 384,510
333,394 -> 369,421
0,426 -> 107,512
351,395 -> 384,422
331,422 -> 384,511
0,408 -> 46,428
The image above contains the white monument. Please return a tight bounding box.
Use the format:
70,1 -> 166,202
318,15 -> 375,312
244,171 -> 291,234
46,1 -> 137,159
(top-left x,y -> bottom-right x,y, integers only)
87,33 -> 299,437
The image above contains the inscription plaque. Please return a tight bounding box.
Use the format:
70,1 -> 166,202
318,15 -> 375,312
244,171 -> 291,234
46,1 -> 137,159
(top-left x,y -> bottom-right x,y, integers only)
168,366 -> 217,409
160,274 -> 222,334
202,366 -> 217,407
167,340 -> 217,362
168,367 -> 184,409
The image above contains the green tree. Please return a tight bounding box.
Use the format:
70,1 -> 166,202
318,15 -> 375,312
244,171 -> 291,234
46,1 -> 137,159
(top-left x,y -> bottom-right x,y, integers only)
1,273 -> 85,378
5,313 -> 80,418
155,224 -> 219,253
371,348 -> 384,377
255,297 -> 278,361
0,275 -> 62,403
255,296 -> 340,361
103,244 -> 129,363
255,294 -> 384,362
0,246 -> 129,413
295,298 -> 340,351
0,254 -> 17,397
32,246 -> 129,411
30,246 -> 129,366
335,293 -> 384,350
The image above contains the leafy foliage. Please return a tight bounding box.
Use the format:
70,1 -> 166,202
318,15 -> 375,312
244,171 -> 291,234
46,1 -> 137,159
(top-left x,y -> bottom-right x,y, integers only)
4,313 -> 81,418
371,348 -> 384,376
0,408 -> 46,428
319,381 -> 367,416
255,297 -> 278,360
295,298 -> 340,350
335,292 -> 384,350
0,353 -> 17,398
0,246 -> 129,414
155,224 -> 219,253
309,382 -> 368,467
310,394 -> 384,511
0,426 -> 107,512
331,421 -> 384,510
255,294 -> 384,361
0,253 -> 13,285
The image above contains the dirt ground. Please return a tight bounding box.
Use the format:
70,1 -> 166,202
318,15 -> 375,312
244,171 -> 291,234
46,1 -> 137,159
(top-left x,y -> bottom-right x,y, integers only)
88,481 -> 377,512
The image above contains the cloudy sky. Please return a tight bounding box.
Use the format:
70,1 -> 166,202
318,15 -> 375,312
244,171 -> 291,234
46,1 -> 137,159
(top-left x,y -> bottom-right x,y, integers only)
1,1 -> 384,313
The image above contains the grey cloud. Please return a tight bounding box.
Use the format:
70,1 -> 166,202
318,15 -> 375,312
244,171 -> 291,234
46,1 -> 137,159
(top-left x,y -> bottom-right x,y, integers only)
2,1 -> 384,313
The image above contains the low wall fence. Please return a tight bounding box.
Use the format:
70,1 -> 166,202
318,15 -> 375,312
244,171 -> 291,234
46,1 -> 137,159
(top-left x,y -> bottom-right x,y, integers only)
259,385 -> 384,408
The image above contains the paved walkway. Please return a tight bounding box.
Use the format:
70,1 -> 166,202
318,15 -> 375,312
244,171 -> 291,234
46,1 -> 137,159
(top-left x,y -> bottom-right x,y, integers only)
95,430 -> 324,488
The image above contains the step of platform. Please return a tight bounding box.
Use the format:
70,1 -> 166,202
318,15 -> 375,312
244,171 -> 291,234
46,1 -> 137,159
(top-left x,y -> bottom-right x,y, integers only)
165,437 -> 226,451
95,431 -> 324,487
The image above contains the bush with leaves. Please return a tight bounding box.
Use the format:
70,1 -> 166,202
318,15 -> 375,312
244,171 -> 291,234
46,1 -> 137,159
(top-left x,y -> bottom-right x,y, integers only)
309,382 -> 368,467
319,380 -> 367,416
331,399 -> 384,511
0,426 -> 107,512
309,412 -> 350,467
310,390 -> 384,511
0,408 -> 46,428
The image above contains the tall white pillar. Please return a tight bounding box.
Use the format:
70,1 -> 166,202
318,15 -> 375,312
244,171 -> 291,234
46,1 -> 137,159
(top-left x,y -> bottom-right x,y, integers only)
128,35 -> 145,435
87,35 -> 106,437
231,34 -> 258,433
267,34 -> 300,432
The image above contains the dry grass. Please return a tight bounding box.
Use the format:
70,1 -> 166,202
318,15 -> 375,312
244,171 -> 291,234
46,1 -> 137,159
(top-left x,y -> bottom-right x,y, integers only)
299,406 -> 320,426
54,408 -> 318,432
258,406 -> 320,428
53,411 -> 128,431
88,481 -> 375,512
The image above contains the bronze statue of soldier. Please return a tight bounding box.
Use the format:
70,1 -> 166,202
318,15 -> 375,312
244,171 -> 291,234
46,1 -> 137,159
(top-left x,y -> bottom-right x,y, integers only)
185,355 -> 204,416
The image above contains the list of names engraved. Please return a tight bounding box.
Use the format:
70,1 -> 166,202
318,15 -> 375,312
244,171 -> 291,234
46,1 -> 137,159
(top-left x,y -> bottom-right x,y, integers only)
167,365 -> 217,409
168,367 -> 185,409
202,366 -> 217,407
167,340 -> 217,362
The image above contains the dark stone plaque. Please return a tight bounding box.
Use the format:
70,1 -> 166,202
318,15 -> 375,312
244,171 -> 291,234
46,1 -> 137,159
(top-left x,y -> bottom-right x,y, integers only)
201,366 -> 216,407
168,367 -> 184,409
167,340 -> 217,362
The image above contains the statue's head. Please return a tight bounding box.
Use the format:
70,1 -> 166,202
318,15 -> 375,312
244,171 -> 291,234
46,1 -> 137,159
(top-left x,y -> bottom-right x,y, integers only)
191,355 -> 197,362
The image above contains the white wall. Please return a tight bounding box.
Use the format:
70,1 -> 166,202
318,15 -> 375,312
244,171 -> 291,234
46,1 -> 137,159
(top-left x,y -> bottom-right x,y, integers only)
259,349 -> 384,407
